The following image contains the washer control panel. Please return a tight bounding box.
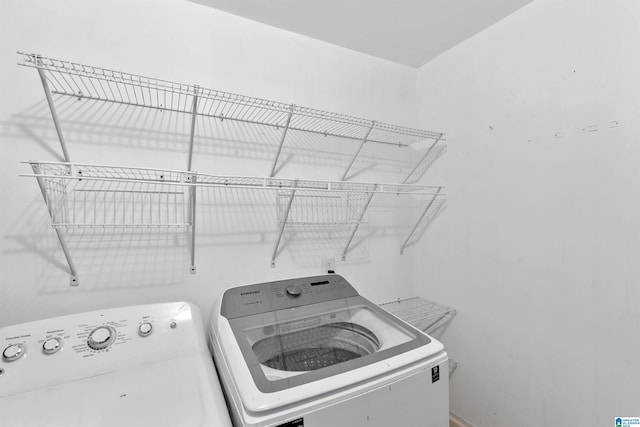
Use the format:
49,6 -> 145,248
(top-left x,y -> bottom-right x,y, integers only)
221,274 -> 359,319
0,302 -> 204,397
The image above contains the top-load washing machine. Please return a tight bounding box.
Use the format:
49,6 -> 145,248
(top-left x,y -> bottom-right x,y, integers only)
209,275 -> 449,427
0,302 -> 232,427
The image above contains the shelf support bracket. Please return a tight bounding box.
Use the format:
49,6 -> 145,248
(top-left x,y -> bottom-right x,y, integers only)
269,105 -> 295,177
341,121 -> 374,181
32,163 -> 79,286
400,187 -> 442,255
188,173 -> 197,274
402,133 -> 444,184
187,85 -> 199,171
36,56 -> 72,163
341,185 -> 377,261
271,182 -> 297,267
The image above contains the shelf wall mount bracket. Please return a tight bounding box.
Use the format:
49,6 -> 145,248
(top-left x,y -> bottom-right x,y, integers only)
269,104 -> 295,177
342,121 -> 375,181
188,172 -> 197,274
35,55 -> 72,163
271,181 -> 297,267
400,186 -> 443,255
341,184 -> 377,261
402,133 -> 444,184
32,163 -> 79,286
187,85 -> 199,171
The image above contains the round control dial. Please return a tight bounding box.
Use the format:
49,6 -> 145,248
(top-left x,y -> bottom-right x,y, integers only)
286,284 -> 302,298
87,326 -> 117,350
43,338 -> 62,355
138,322 -> 153,337
3,343 -> 26,362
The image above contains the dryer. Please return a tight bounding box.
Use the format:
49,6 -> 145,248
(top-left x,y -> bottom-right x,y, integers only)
209,275 -> 449,427
0,302 -> 232,427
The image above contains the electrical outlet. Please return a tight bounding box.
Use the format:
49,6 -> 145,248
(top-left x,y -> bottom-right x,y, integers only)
321,258 -> 335,274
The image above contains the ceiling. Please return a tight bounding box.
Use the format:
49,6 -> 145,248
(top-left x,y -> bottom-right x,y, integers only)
190,0 -> 534,67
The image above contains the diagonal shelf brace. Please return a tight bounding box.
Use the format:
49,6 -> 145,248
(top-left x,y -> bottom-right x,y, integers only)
269,105 -> 295,177
32,163 -> 79,286
402,133 -> 444,184
271,181 -> 297,267
341,185 -> 377,261
188,173 -> 197,274
400,187 -> 443,255
187,85 -> 199,171
36,56 -> 72,163
342,121 -> 375,181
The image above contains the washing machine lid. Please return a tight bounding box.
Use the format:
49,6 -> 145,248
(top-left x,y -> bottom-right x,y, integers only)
220,275 -> 432,394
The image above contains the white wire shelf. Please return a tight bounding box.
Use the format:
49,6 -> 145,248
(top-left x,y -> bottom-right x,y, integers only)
18,52 -> 445,148
26,162 -> 193,229
18,52 -> 448,274
379,296 -> 458,378
276,192 -> 370,227
24,161 -> 445,196
378,296 -> 456,335
23,161 -> 446,283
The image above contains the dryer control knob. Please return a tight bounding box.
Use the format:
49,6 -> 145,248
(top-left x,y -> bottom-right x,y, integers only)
286,284 -> 302,298
87,326 -> 116,350
138,322 -> 153,337
42,338 -> 62,355
2,343 -> 25,362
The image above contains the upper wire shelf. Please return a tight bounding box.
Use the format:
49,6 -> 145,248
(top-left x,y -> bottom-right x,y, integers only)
18,52 -> 445,147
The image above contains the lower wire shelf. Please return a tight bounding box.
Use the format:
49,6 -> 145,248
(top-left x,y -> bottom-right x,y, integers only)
23,161 -> 446,284
379,296 -> 458,378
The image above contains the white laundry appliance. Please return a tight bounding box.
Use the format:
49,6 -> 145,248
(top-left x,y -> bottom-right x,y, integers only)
209,275 -> 449,427
0,302 -> 232,427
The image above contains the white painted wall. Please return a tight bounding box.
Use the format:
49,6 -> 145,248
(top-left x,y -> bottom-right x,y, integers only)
0,0 -> 423,327
416,0 -> 640,425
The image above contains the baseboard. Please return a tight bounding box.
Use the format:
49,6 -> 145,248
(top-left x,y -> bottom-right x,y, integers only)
450,412 -> 475,427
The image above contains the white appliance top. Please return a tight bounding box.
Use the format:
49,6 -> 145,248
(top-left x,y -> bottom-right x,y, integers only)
211,275 -> 445,412
0,302 -> 231,427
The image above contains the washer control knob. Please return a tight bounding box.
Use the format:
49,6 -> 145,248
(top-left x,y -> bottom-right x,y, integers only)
42,338 -> 62,355
2,343 -> 25,362
87,326 -> 116,350
138,322 -> 153,337
286,284 -> 302,298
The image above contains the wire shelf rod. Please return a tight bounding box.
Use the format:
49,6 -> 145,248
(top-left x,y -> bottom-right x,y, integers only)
272,182 -> 297,267
31,163 -> 79,286
22,162 -> 447,196
189,173 -> 197,274
342,121 -> 375,181
269,106 -> 294,177
402,133 -> 444,184
400,187 -> 443,254
341,188 -> 376,261
51,224 -> 191,229
23,173 -> 446,197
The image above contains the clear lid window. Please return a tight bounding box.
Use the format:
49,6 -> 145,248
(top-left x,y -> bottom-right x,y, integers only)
241,306 -> 415,382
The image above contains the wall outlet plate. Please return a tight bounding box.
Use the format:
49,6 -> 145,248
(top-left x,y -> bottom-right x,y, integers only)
321,258 -> 335,274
